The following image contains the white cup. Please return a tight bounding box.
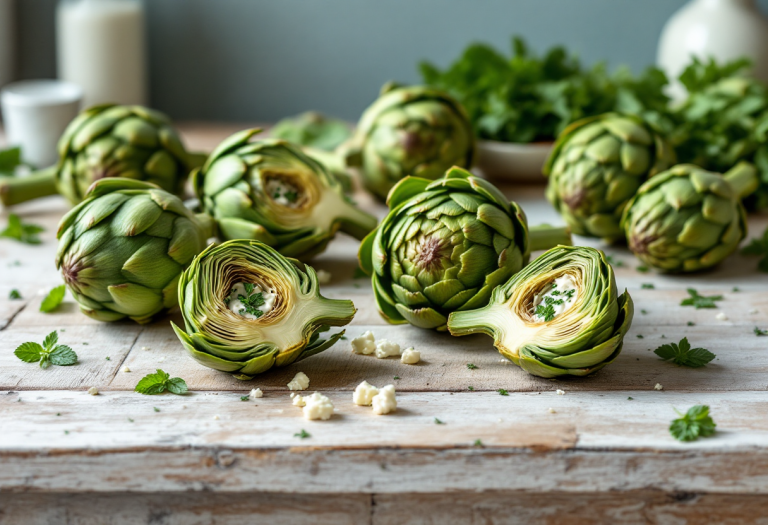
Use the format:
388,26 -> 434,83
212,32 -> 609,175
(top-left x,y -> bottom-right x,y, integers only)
1,80 -> 83,168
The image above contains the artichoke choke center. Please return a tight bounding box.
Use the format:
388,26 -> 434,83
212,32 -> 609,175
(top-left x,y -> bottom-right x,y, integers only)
225,282 -> 277,320
532,274 -> 578,322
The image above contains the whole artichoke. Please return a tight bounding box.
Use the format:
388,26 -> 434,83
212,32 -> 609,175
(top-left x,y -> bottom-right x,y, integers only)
543,113 -> 676,242
448,246 -> 633,378
621,162 -> 758,272
56,178 -> 212,323
193,128 -> 377,260
358,166 -> 572,331
172,239 -> 356,380
0,104 -> 202,207
345,83 -> 475,200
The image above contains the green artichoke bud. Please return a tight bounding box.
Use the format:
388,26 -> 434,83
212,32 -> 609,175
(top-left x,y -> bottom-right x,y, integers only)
621,162 -> 758,273
345,83 -> 475,200
358,166 -> 572,331
448,246 -> 633,378
56,178 -> 213,323
0,104 -> 203,207
193,128 -> 377,260
543,113 -> 676,242
171,239 -> 356,380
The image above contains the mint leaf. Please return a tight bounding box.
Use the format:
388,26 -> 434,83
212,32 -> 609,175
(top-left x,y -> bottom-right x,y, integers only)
49,345 -> 77,366
40,285 -> 66,313
670,405 -> 716,442
135,369 -> 188,395
42,331 -> 58,351
654,337 -> 715,367
0,214 -> 44,245
14,342 -> 43,363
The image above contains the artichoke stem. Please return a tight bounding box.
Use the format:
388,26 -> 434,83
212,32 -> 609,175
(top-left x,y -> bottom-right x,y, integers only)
338,203 -> 379,241
724,161 -> 759,199
0,166 -> 58,207
195,212 -> 217,240
308,294 -> 357,328
527,224 -> 573,251
447,303 -> 504,339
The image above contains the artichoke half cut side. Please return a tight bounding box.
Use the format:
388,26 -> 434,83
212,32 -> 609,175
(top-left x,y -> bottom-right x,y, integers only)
172,239 -> 356,380
193,128 -> 377,260
358,166 -> 572,332
447,246 -> 633,378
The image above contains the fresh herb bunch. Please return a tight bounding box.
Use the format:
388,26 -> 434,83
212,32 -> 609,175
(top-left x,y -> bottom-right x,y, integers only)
135,369 -> 188,395
14,331 -> 78,368
419,37 -> 670,143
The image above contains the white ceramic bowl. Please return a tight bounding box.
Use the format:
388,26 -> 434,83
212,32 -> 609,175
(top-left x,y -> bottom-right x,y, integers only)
475,140 -> 553,183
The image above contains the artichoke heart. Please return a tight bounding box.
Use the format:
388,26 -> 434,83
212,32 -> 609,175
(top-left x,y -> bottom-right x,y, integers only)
345,83 -> 475,200
621,162 -> 757,273
172,239 -> 356,380
55,178 -> 212,324
543,112 -> 675,242
193,128 -> 377,260
358,166 -> 572,331
447,246 -> 633,378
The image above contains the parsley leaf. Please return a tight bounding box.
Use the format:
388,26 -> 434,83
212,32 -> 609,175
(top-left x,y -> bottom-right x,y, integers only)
742,226 -> 768,273
680,288 -> 722,309
654,337 -> 715,367
636,265 -> 649,273
40,284 -> 66,313
434,418 -> 445,424
497,388 -> 509,396
14,330 -> 78,368
466,363 -> 478,370
755,327 -> 768,336
135,369 -> 188,395
641,283 -> 655,289
0,214 -> 44,244
669,405 -> 716,442
9,289 -> 21,299
294,429 -> 311,439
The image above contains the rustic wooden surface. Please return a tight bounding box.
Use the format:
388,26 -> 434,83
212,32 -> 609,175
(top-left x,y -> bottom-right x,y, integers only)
1,124 -> 768,524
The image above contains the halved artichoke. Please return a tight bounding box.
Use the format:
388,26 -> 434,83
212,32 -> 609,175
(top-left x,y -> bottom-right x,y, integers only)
193,128 -> 377,260
447,246 -> 633,378
172,239 -> 356,380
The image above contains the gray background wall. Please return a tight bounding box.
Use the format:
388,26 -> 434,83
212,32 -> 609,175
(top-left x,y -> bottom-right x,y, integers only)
15,0 -> 768,121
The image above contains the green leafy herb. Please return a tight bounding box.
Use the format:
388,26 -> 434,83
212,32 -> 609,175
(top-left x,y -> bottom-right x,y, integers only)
0,214 -> 44,244
473,439 -> 484,447
9,289 -> 21,299
40,284 -> 66,313
605,255 -> 624,267
637,334 -> 644,339
466,363 -> 478,370
153,407 -> 160,413
270,112 -> 352,151
654,337 -> 715,368
135,369 -> 188,395
669,405 -> 716,442
687,321 -> 695,326
636,265 -> 649,273
294,429 -> 311,439
627,397 -> 634,400
732,287 -> 740,292
641,283 -> 655,289
467,386 -> 474,391
497,388 -> 509,396
14,331 -> 77,368
742,227 -> 768,272
680,288 -> 722,309
240,395 -> 250,401
105,356 -> 110,361
640,309 -> 648,315
393,376 -> 400,380
434,418 -> 445,425
0,146 -> 22,176
755,326 -> 768,336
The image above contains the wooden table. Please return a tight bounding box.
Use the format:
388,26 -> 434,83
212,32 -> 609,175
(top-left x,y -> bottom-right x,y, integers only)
1,124 -> 768,524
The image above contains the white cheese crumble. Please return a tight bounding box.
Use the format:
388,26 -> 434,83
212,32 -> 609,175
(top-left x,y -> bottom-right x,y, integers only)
654,383 -> 663,391
266,178 -> 301,207
249,388 -> 263,400
351,331 -> 376,355
316,269 -> 332,284
142,346 -> 150,351
533,274 -> 578,322
749,308 -> 759,315
301,393 -> 334,420
226,282 -> 277,320
87,387 -> 99,396
372,385 -> 397,415
400,347 -> 420,364
291,393 -> 306,407
556,389 -> 565,395
375,339 -> 401,359
122,366 -> 131,373
288,372 -> 310,391
716,312 -> 729,321
548,407 -> 556,414
213,415 -> 220,420
353,381 -> 379,406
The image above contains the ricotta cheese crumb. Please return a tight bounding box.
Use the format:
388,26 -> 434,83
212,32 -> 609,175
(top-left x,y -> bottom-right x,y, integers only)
353,381 -> 379,406
213,415 -> 220,420
142,346 -> 150,351
372,385 -> 397,415
654,383 -> 663,391
122,366 -> 131,373
548,407 -> 556,414
556,389 -> 565,395
288,372 -> 310,391
400,347 -> 420,364
302,393 -> 334,420
266,178 -> 301,207
716,312 -> 729,321
351,331 -> 376,355
375,339 -> 401,359
292,393 -> 306,407
249,388 -> 263,400
316,269 -> 332,284
87,387 -> 99,396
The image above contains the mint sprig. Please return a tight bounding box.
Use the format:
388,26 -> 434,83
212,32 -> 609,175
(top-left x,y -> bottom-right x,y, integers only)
654,337 -> 715,368
40,285 -> 66,313
135,369 -> 188,395
670,405 -> 716,442
14,330 -> 78,368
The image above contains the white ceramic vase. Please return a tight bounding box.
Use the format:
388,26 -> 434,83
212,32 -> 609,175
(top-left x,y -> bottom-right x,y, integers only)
657,0 -> 768,101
